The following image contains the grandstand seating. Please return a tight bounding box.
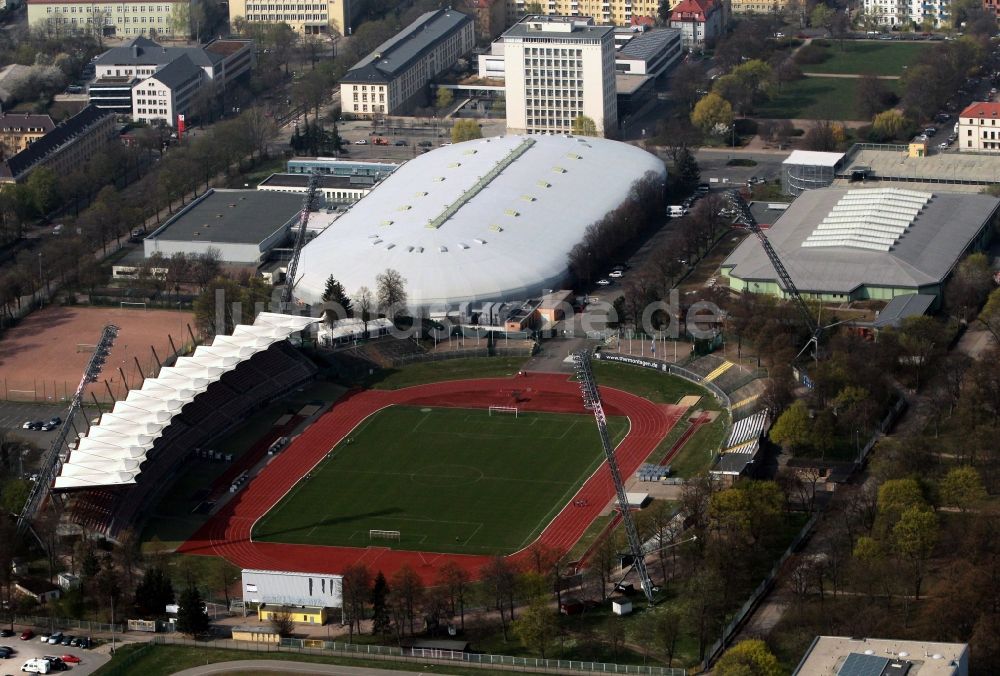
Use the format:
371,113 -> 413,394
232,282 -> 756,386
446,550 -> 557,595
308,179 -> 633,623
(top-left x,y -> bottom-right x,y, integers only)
684,354 -> 727,379
703,360 -> 734,383
356,336 -> 426,368
68,340 -> 318,538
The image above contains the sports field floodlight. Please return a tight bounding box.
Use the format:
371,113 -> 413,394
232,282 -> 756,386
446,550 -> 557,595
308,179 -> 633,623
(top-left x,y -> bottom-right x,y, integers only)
572,349 -> 656,604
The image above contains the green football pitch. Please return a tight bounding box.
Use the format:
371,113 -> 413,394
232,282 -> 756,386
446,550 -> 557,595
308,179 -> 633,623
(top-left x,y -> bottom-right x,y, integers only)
252,406 -> 629,555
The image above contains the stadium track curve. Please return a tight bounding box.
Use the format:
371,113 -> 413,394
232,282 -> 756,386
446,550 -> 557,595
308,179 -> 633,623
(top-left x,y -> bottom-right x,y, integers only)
178,372 -> 685,582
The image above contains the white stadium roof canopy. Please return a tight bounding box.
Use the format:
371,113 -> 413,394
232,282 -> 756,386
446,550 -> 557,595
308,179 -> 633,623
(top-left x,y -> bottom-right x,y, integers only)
54,312 -> 317,490
294,134 -> 666,309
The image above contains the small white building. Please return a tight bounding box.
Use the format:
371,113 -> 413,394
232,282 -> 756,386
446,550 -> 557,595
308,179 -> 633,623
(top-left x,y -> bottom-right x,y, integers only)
958,102 -> 1000,153
242,568 -> 343,612
258,173 -> 374,205
57,573 -> 80,590
611,597 -> 632,615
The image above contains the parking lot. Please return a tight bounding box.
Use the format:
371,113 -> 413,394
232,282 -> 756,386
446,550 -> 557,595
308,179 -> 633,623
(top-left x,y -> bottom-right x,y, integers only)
0,632 -> 110,675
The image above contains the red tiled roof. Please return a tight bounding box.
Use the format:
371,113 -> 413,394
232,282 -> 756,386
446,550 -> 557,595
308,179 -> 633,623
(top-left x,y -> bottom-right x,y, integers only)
960,102 -> 1000,118
670,0 -> 715,20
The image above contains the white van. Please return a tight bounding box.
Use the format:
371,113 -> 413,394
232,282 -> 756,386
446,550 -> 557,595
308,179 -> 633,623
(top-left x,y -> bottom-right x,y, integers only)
668,205 -> 688,217
22,658 -> 52,674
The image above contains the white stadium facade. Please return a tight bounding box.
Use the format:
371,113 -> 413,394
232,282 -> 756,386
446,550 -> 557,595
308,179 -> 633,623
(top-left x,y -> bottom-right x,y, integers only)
294,134 -> 666,309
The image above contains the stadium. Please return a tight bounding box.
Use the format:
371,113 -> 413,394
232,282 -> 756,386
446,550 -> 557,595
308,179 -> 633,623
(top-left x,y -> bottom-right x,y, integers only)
294,134 -> 666,308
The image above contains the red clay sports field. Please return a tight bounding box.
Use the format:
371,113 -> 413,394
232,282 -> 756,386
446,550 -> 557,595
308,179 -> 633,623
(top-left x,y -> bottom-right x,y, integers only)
179,372 -> 686,582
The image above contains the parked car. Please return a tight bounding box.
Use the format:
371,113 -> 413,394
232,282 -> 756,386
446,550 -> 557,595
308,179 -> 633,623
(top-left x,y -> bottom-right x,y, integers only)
59,654 -> 80,664
22,421 -> 43,430
923,127 -> 937,137
20,658 -> 51,674
46,632 -> 62,645
42,656 -> 68,670
59,635 -> 73,646
939,141 -> 949,149
353,139 -> 368,145
39,634 -> 50,643
595,278 -> 611,286
19,630 -> 33,641
0,629 -> 13,637
394,139 -> 408,146
608,270 -> 624,278
0,646 -> 13,658
418,140 -> 432,147
48,417 -> 61,426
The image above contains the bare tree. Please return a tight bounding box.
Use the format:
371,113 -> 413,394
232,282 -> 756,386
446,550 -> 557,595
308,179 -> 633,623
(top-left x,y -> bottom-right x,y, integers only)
436,561 -> 469,631
375,268 -> 408,319
353,286 -> 375,337
341,563 -> 371,641
270,607 -> 295,637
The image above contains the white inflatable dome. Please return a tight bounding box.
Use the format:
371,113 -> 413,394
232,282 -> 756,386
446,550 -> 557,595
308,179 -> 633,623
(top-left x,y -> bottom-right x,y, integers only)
294,134 -> 666,309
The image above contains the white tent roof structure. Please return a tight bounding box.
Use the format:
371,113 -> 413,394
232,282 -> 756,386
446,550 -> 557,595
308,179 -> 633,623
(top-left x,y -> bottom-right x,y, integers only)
54,312 -> 317,490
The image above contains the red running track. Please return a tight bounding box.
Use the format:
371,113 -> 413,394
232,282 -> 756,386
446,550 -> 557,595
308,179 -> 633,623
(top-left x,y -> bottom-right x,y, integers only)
178,373 -> 685,582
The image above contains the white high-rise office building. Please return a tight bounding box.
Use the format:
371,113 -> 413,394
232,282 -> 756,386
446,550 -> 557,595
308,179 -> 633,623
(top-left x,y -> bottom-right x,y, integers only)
501,16 -> 618,138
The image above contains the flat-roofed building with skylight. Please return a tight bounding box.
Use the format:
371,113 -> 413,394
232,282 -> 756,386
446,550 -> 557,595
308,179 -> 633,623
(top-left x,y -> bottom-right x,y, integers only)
782,150 -> 845,196
721,187 -> 1000,306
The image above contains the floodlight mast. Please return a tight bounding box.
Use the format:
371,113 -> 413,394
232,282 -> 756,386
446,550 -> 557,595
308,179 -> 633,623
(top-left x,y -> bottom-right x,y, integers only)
17,324 -> 120,536
572,350 -> 655,604
280,171 -> 321,312
726,189 -> 823,361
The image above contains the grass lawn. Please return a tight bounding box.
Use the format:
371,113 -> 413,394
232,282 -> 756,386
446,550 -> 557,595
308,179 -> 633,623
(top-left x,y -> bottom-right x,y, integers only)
592,361 -> 722,410
757,76 -> 903,120
802,41 -> 932,76
668,413 -> 729,477
253,405 -> 628,555
364,356 -> 528,390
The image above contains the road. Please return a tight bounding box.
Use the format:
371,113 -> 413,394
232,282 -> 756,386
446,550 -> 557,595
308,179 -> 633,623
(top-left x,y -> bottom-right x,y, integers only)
173,660 -> 430,676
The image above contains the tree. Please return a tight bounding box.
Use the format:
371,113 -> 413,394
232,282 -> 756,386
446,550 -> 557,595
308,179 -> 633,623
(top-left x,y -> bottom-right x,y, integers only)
437,561 -> 469,631
451,119 -> 482,143
435,87 -> 454,110
939,466 -> 987,512
170,2 -> 191,37
652,606 -> 683,666
321,275 -> 353,322
803,120 -> 839,152
691,93 -> 734,136
872,109 -> 909,141
134,566 -> 174,618
388,565 -> 423,637
675,147 -> 700,187
175,585 -> 210,637
341,564 -> 371,641
480,555 -> 517,641
715,639 -> 783,676
353,286 -> 375,337
375,268 -> 407,319
945,252 -> 993,321
270,607 -> 296,637
856,73 -> 892,120
571,115 -> 599,137
893,506 -> 939,599
370,571 -> 391,636
809,3 -> 834,31
513,597 -> 559,658
669,62 -> 710,112
769,400 -> 812,453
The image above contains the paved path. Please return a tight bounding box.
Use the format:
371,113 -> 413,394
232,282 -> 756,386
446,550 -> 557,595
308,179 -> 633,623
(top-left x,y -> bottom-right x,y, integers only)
173,660 -> 424,675
803,72 -> 901,79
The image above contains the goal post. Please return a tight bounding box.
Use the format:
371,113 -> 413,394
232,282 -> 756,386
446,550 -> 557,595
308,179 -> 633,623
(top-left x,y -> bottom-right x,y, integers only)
369,529 -> 401,542
120,301 -> 147,311
488,405 -> 518,417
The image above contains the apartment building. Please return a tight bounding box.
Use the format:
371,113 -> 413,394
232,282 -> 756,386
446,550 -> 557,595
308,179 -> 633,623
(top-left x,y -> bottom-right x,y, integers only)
0,105 -> 117,183
863,0 -> 951,27
502,16 -> 617,137
27,0 -> 189,38
228,0 -> 357,35
985,0 -> 1000,18
504,0 -> 660,28
730,0 -> 789,14
668,0 -> 725,48
461,0 -> 507,40
959,102 -> 1000,152
0,113 -> 55,159
340,9 -> 474,117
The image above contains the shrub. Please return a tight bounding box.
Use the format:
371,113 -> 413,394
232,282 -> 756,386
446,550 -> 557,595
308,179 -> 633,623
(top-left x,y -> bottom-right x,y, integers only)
794,43 -> 830,65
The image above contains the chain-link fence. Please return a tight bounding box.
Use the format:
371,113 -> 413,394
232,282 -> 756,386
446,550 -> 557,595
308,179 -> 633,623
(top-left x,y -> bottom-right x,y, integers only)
147,635 -> 686,675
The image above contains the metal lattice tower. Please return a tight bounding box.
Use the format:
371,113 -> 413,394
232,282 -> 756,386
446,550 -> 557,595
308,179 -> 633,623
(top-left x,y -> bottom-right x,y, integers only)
280,171 -> 321,312
18,324 -> 119,535
726,189 -> 824,360
572,349 -> 655,604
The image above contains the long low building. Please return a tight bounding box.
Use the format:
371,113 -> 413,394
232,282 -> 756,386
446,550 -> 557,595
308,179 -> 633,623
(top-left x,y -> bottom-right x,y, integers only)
294,133 -> 665,309
258,173 -> 373,204
722,187 -> 1000,305
144,189 -> 304,264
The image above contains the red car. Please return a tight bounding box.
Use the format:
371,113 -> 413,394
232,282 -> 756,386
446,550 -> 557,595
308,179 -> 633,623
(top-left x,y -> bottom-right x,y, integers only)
19,630 -> 33,640
60,654 -> 81,663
